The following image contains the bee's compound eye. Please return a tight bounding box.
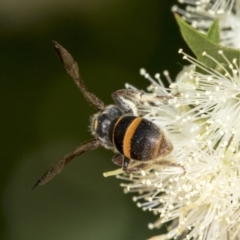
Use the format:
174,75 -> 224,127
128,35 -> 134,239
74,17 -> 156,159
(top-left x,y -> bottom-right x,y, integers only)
93,119 -> 98,131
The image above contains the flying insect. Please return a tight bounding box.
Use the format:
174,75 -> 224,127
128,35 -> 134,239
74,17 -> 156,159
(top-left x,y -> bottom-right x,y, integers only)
32,41 -> 174,188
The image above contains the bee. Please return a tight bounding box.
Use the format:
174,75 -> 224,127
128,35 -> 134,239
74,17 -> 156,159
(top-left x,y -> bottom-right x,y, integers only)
32,41 -> 174,189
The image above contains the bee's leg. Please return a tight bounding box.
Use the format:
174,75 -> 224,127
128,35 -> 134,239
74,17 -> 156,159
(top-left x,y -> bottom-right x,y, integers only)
112,153 -> 124,166
112,154 -> 145,172
156,160 -> 186,175
122,157 -> 148,173
166,162 -> 186,175
122,156 -> 131,171
112,90 -> 137,115
112,89 -> 172,115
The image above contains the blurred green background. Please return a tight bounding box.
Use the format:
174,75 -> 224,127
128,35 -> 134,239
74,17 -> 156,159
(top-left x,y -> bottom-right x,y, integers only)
0,0 -> 188,239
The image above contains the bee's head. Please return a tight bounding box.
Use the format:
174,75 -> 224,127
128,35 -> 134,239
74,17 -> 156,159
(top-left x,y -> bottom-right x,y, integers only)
91,105 -> 122,148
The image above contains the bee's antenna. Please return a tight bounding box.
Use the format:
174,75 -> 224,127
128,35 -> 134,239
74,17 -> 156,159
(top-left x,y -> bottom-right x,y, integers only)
53,41 -> 105,111
32,139 -> 101,189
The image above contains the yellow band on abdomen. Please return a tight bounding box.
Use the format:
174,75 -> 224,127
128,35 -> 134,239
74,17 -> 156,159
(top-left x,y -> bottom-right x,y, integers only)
123,117 -> 142,158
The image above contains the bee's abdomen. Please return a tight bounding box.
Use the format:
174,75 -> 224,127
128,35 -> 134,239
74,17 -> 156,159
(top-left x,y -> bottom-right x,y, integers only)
109,116 -> 172,161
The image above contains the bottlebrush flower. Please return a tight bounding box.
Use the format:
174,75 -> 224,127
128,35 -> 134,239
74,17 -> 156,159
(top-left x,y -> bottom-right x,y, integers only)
102,7 -> 240,240
109,49 -> 240,240
172,0 -> 240,48
109,12 -> 240,240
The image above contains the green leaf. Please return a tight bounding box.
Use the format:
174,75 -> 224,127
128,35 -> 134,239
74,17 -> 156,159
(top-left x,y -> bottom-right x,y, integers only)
175,14 -> 240,70
206,18 -> 220,44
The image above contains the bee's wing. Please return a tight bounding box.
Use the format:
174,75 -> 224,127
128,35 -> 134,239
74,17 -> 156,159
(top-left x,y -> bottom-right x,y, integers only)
32,139 -> 101,189
53,41 -> 105,111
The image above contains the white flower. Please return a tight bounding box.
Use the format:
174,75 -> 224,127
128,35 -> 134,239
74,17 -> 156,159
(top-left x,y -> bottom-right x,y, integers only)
172,0 -> 240,48
114,50 -> 240,240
